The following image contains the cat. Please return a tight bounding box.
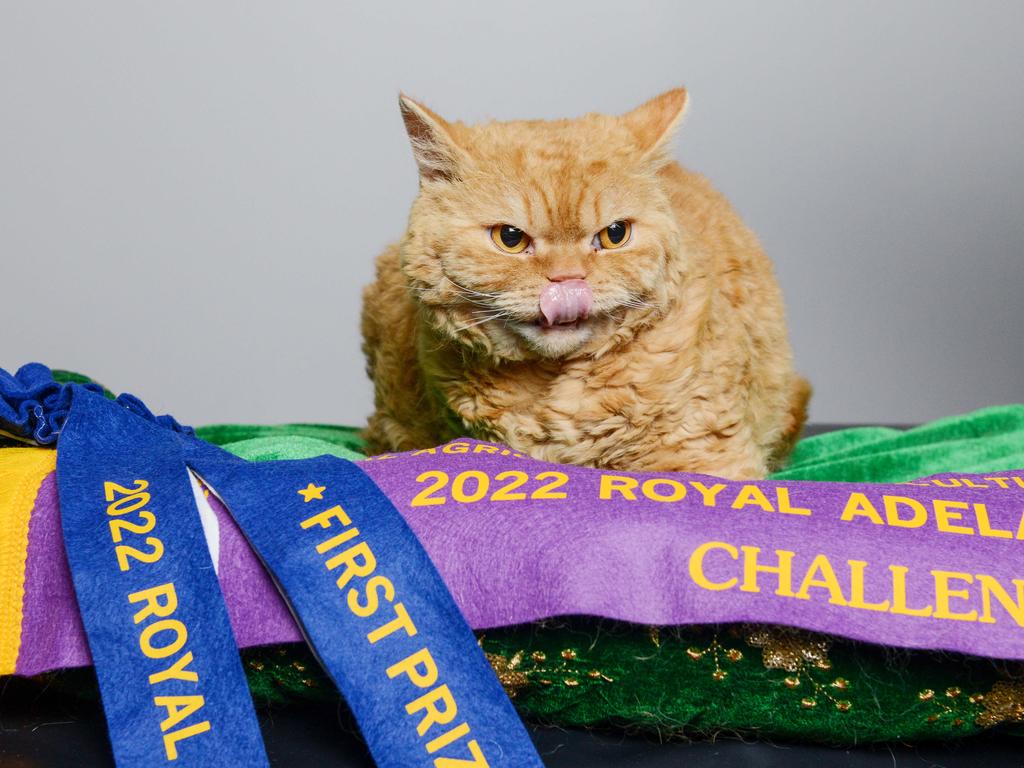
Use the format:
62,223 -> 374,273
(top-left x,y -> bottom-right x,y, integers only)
360,88 -> 810,478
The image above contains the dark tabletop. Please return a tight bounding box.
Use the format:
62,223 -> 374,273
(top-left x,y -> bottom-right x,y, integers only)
3,672 -> 1022,768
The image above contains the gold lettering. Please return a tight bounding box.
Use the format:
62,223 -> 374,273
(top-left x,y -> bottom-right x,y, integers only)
328,541 -> 377,589
128,582 -> 178,624
317,527 -> 361,554
154,694 -> 205,732
149,651 -> 198,685
367,602 -> 417,643
641,478 -> 686,503
974,503 -> 1012,539
883,496 -> 927,528
599,475 -> 638,501
934,500 -> 974,536
731,485 -> 775,512
139,619 -> 188,660
776,487 -> 811,516
406,684 -> 458,736
300,504 -> 352,530
688,541 -> 739,591
426,722 -> 472,754
847,560 -> 890,612
977,575 -> 1024,626
434,740 -> 489,767
690,481 -> 726,507
162,721 -> 211,760
840,493 -> 883,525
740,547 -> 796,597
386,647 -> 437,687
347,575 -> 395,618
932,570 -> 978,621
795,554 -> 847,605
889,565 -> 932,617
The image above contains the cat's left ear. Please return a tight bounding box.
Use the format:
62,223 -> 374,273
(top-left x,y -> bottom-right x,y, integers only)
621,87 -> 689,161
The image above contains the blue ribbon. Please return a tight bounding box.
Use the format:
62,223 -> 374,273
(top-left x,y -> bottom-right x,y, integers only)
1,364 -> 542,768
0,364 -> 193,444
56,388 -> 268,767
185,442 -> 544,768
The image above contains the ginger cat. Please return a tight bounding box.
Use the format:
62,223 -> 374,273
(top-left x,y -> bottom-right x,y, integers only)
361,88 -> 809,478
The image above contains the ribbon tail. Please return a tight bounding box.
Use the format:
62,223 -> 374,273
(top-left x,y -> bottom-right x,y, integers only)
184,441 -> 543,768
57,389 -> 268,767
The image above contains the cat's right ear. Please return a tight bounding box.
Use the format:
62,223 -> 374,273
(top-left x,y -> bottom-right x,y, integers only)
399,94 -> 467,183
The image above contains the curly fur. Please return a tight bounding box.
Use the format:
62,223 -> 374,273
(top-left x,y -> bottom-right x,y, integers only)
361,89 -> 809,478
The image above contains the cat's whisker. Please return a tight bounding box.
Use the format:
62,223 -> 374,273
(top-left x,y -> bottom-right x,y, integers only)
452,312 -> 508,333
462,297 -> 502,309
619,296 -> 658,310
407,283 -> 501,311
443,275 -> 502,300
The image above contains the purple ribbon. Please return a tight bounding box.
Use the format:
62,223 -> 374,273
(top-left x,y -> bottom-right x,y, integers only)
14,439 -> 1024,677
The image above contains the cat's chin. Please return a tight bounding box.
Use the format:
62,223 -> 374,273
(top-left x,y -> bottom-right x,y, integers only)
507,319 -> 596,359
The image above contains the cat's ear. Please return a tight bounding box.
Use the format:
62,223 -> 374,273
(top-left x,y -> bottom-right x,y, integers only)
399,94 -> 467,183
621,87 -> 689,161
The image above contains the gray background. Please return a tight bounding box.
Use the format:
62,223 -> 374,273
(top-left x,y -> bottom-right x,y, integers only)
2,1 -> 1021,428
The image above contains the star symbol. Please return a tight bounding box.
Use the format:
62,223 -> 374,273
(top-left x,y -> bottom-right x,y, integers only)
298,483 -> 326,503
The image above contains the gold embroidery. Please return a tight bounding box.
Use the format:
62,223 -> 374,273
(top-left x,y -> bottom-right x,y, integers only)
976,681 -> 1024,728
744,626 -> 851,713
486,651 -> 530,698
683,633 -> 744,681
484,646 -> 614,698
745,626 -> 830,672
919,685 -> 982,727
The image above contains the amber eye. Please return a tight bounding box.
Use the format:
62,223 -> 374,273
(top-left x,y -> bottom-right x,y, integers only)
595,220 -> 632,250
490,224 -> 530,254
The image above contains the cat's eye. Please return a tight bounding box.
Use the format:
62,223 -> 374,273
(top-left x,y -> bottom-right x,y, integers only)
594,220 -> 632,250
490,224 -> 530,254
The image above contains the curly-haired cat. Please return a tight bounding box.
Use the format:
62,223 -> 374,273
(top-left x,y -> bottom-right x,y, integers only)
361,88 -> 809,478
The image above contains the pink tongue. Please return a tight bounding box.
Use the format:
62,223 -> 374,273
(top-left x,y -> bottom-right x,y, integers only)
539,279 -> 593,326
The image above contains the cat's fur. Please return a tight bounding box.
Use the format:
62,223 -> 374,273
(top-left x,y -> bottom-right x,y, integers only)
361,88 -> 809,478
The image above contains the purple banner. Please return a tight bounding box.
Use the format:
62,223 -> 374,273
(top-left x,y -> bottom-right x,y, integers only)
360,440 -> 1024,661
13,439 -> 1024,676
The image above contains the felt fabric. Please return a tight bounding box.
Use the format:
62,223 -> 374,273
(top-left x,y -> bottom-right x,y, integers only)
185,441 -> 543,768
6,404 -> 1024,677
19,470 -> 90,671
11,441 -> 1024,674
477,619 -> 1024,743
774,405 -> 1024,482
4,369 -> 542,767
169,404 -> 1024,743
56,389 -> 268,767
0,448 -> 54,672
360,442 -> 1024,660
6,370 -> 1024,744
